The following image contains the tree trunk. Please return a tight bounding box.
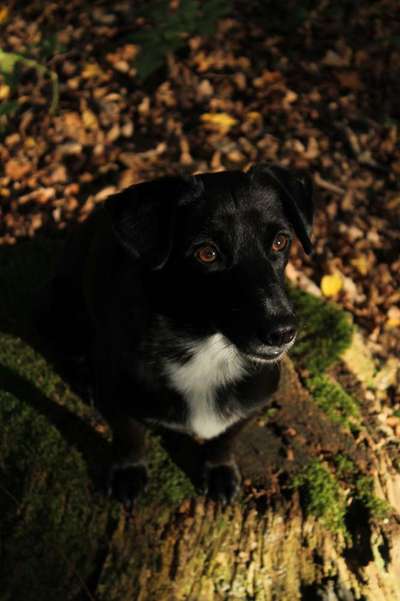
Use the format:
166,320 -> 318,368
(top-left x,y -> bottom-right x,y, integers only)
96,358 -> 400,601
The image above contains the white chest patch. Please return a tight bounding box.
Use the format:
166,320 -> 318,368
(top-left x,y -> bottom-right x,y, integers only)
164,333 -> 246,439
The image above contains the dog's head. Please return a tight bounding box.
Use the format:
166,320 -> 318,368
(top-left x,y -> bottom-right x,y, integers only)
106,164 -> 314,362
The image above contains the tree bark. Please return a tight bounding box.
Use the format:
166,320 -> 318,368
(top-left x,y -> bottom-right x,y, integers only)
96,358 -> 400,601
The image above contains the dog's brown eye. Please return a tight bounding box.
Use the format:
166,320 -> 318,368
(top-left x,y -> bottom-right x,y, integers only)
272,233 -> 289,253
195,245 -> 218,264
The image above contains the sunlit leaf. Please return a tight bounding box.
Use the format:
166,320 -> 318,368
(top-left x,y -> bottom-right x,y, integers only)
201,112 -> 238,131
321,274 -> 343,297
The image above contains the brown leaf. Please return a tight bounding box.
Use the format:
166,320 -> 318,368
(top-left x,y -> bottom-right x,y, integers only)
336,71 -> 364,90
5,159 -> 31,180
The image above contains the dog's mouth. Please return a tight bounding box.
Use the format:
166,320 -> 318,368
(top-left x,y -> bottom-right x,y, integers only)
243,349 -> 285,364
242,338 -> 296,365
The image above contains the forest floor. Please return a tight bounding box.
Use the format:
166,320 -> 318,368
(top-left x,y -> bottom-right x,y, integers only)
0,1 -> 399,406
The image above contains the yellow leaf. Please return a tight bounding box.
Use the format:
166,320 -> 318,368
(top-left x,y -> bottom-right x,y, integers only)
24,137 -> 36,148
82,63 -> 104,79
321,273 -> 343,297
200,113 -> 238,131
350,255 -> 369,276
0,6 -> 8,23
82,109 -> 98,129
386,306 -> 400,329
283,90 -> 298,106
0,83 -> 10,100
246,111 -> 262,121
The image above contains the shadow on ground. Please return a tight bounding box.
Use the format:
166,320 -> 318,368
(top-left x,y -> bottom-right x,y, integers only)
0,236 -> 111,482
0,237 -> 237,488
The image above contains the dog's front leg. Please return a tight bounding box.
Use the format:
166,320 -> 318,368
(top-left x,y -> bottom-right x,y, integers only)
105,414 -> 149,510
92,340 -> 149,509
201,419 -> 250,504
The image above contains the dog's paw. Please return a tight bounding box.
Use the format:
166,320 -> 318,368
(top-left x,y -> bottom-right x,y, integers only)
202,462 -> 241,504
108,462 -> 148,511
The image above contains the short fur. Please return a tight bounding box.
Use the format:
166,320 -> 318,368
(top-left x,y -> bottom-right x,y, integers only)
40,163 -> 314,506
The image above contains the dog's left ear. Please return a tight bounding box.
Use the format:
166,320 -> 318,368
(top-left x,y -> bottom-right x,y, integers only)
105,176 -> 202,269
249,163 -> 314,254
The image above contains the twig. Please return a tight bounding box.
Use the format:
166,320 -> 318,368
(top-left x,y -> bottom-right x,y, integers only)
314,173 -> 345,195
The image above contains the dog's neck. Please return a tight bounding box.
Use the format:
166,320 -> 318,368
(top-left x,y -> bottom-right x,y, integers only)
164,332 -> 247,393
140,320 -> 281,439
162,333 -> 247,439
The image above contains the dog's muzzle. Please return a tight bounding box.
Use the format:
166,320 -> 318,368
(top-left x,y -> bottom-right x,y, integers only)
245,323 -> 297,363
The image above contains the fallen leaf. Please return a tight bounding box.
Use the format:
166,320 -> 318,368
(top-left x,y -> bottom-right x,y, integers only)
303,137 -> 319,160
322,49 -> 351,67
336,71 -> 364,90
0,6 -> 8,23
82,62 -> 104,79
320,273 -> 343,297
0,84 -> 10,100
283,90 -> 298,107
94,186 -> 117,202
5,159 -> 31,180
201,112 -> 238,132
386,306 -> 400,329
351,255 -> 369,276
24,137 -> 36,149
57,142 -> 82,157
82,109 -> 98,129
246,111 -> 262,122
227,149 -> 245,162
19,187 -> 55,205
138,97 -> 150,115
253,70 -> 281,88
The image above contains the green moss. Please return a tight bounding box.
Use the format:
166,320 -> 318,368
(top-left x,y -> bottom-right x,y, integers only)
333,454 -> 356,478
306,374 -> 360,427
289,286 -> 354,373
0,391 -> 111,601
145,435 -> 195,505
354,476 -> 391,520
291,460 -> 347,534
287,286 -> 361,433
287,288 -> 384,532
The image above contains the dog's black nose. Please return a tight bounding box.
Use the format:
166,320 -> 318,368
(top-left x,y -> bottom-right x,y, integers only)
262,325 -> 296,347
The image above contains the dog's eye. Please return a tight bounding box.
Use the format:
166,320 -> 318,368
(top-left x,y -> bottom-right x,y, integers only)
195,244 -> 218,264
272,233 -> 289,253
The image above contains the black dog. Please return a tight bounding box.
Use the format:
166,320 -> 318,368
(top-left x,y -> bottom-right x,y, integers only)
41,163 -> 313,507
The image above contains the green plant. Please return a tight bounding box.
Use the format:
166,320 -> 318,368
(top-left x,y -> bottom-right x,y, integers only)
129,0 -> 232,79
0,48 -> 59,117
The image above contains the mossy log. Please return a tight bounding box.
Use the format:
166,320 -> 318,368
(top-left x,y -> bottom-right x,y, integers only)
0,240 -> 399,601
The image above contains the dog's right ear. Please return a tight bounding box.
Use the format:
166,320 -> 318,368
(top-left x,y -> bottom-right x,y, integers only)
249,163 -> 314,254
105,176 -> 202,270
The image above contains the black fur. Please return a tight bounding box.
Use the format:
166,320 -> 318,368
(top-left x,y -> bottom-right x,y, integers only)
41,164 -> 314,507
